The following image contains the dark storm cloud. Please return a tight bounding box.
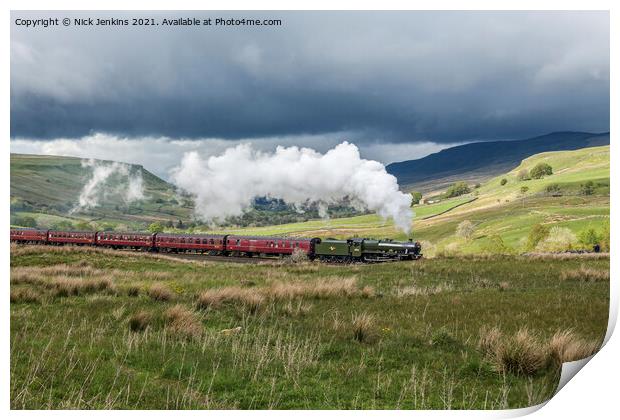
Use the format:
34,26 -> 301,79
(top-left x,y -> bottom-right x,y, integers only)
11,11 -> 609,142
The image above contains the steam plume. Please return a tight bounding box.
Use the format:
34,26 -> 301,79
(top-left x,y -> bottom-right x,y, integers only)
171,142 -> 413,233
74,159 -> 145,211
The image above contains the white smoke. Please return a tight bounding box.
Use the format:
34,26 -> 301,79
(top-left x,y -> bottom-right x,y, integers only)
170,142 -> 413,233
74,159 -> 145,211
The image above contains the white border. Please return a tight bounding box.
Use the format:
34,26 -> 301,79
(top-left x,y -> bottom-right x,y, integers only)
3,2 -> 617,419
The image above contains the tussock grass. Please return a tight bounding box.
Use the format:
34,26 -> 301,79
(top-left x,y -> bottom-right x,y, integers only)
128,311 -> 152,332
164,305 -> 203,339
127,285 -> 140,297
10,288 -> 42,304
52,276 -> 114,297
397,283 -> 453,296
197,277 -> 366,312
478,327 -> 548,375
196,287 -> 265,313
280,300 -> 313,317
560,265 -> 609,282
148,283 -> 173,301
548,329 -> 601,364
351,312 -> 376,343
478,326 -> 601,376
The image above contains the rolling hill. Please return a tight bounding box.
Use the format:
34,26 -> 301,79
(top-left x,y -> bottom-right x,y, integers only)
387,131 -> 610,192
10,154 -> 193,229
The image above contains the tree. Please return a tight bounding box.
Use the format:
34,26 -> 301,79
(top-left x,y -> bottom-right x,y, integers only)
410,191 -> 423,206
445,182 -> 471,198
11,215 -> 37,228
529,163 -> 553,179
455,220 -> 475,240
580,181 -> 595,196
526,224 -> 549,250
520,186 -> 529,194
148,222 -> 164,233
74,221 -> 92,231
500,178 -> 508,186
578,228 -> 601,250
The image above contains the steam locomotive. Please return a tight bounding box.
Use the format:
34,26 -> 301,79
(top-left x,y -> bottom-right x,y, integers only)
9,228 -> 422,262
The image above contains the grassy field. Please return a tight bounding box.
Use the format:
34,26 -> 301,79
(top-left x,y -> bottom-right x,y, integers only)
10,246 -> 609,409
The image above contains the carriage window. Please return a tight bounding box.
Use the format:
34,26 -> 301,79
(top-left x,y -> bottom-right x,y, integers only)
236,239 -> 240,246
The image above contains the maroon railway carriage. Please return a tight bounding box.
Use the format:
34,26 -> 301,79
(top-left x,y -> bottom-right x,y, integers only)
10,228 -> 49,244
225,235 -> 313,257
96,231 -> 155,249
48,230 -> 96,245
154,233 -> 226,253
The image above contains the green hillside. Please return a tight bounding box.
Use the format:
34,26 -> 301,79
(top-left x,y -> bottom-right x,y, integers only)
200,146 -> 610,255
10,154 -> 193,230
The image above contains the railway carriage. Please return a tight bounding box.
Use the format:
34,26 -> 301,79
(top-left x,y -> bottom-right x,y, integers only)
48,230 -> 96,246
225,235 -> 314,257
97,231 -> 155,250
10,228 -> 48,244
154,233 -> 226,254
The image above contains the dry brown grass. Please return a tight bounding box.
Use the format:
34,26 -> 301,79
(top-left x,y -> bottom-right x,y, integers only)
280,300 -> 313,317
351,312 -> 376,343
196,287 -> 265,313
560,265 -> 609,282
396,283 -> 453,297
478,327 -> 548,375
148,283 -> 173,301
361,285 -> 376,298
128,311 -> 152,332
10,288 -> 42,304
52,276 -> 114,297
478,326 -> 602,376
498,281 -> 511,291
164,305 -> 203,339
548,329 -> 601,364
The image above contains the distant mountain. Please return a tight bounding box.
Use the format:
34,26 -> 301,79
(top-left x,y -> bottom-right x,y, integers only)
387,132 -> 610,192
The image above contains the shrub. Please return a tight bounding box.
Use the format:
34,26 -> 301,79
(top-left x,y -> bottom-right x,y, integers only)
544,184 -> 562,196
530,163 -> 553,179
444,182 -> 471,198
455,220 -> 475,240
517,169 -> 530,181
148,283 -> 173,301
535,227 -> 577,252
580,180 -> 595,196
578,228 -> 602,249
500,178 -> 507,186
526,224 -> 550,250
410,191 -> 423,205
128,311 -> 152,332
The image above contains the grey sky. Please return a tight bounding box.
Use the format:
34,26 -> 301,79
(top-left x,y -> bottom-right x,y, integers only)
10,10 -> 609,167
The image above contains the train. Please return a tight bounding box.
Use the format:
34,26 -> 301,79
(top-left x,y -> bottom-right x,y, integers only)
10,228 -> 423,262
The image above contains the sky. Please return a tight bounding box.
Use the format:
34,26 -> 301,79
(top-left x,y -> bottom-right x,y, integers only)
10,11 -> 609,178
